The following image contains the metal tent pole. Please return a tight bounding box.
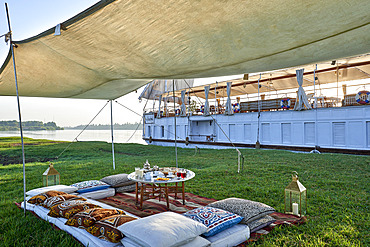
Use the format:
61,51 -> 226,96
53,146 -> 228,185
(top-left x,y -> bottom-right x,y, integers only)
173,80 -> 178,168
256,74 -> 261,149
110,100 -> 116,170
5,3 -> 26,215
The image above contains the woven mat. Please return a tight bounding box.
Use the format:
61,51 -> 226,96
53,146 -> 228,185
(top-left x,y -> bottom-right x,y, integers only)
98,191 -> 217,217
99,192 -> 306,244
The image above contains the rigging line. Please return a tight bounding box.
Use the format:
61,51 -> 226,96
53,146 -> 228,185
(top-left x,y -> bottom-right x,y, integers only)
114,100 -> 184,140
55,100 -> 109,159
125,95 -> 151,143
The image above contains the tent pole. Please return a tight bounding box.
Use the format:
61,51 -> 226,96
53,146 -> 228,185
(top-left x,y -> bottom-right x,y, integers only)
110,100 -> 116,170
5,3 -> 26,215
173,80 -> 178,168
256,74 -> 261,149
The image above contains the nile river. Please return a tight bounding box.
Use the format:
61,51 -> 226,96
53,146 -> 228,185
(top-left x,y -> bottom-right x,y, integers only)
0,129 -> 146,145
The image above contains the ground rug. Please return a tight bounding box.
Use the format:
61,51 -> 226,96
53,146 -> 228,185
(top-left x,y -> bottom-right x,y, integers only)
99,192 -> 306,245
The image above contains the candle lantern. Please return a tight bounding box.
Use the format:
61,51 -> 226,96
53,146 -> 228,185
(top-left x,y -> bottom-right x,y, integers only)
284,172 -> 306,217
43,163 -> 60,186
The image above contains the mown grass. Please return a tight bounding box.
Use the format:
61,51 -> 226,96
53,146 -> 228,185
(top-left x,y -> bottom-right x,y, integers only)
0,137 -> 369,246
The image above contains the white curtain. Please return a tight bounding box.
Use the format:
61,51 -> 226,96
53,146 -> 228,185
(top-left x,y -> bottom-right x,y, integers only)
204,86 -> 210,116
294,69 -> 312,111
157,95 -> 162,118
225,82 -> 234,115
180,90 -> 186,117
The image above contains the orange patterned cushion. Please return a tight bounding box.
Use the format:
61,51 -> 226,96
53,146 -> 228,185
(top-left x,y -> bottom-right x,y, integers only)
48,200 -> 101,219
27,190 -> 67,205
86,215 -> 137,243
65,208 -> 126,228
43,194 -> 86,209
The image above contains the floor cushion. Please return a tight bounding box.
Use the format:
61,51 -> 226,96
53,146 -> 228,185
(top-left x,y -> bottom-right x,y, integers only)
117,212 -> 208,247
183,206 -> 243,237
208,198 -> 275,224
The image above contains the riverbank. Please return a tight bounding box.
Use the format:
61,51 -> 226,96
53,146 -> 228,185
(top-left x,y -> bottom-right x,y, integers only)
0,138 -> 368,246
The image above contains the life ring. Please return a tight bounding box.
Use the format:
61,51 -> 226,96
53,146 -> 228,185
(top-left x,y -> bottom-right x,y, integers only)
355,91 -> 370,104
175,109 -> 180,116
200,105 -> 205,113
233,103 -> 240,113
281,98 -> 291,109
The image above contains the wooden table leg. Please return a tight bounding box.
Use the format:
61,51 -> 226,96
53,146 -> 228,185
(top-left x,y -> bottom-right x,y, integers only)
182,181 -> 185,205
135,182 -> 139,204
175,182 -> 178,199
140,183 -> 144,209
165,184 -> 169,209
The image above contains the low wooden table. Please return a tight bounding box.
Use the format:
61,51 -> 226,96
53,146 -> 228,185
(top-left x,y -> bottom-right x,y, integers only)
128,170 -> 195,209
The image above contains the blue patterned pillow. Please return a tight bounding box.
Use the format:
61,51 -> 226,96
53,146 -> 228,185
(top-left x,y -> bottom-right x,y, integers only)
71,180 -> 110,193
183,206 -> 243,237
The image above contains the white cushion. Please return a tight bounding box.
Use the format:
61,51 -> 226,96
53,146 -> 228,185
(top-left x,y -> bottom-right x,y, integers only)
26,185 -> 78,196
206,224 -> 250,247
121,236 -> 211,247
118,212 -> 208,247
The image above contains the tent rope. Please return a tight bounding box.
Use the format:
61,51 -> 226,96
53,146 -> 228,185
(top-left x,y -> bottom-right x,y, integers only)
55,100 -> 109,160
182,79 -> 245,172
114,100 -> 184,140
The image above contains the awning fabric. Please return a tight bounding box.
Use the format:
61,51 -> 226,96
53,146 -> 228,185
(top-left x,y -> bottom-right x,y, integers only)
294,69 -> 312,111
0,0 -> 369,100
176,54 -> 370,99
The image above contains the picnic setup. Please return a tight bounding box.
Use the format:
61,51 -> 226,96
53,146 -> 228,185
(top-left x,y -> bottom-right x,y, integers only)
17,160 -> 307,247
1,0 -> 369,246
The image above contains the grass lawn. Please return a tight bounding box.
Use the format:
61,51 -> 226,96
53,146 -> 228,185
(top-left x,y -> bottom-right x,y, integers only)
0,137 -> 369,246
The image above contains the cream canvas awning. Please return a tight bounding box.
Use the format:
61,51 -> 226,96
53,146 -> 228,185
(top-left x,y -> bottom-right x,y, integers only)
0,0 -> 369,100
176,54 -> 370,99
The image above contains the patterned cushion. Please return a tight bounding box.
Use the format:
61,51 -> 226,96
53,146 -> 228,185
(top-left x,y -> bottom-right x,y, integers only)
183,206 -> 243,237
70,180 -> 110,193
27,190 -> 67,205
48,200 -> 101,219
114,184 -> 136,193
86,215 -> 137,243
43,194 -> 86,209
208,198 -> 275,224
100,174 -> 135,187
247,215 -> 276,233
65,208 -> 126,228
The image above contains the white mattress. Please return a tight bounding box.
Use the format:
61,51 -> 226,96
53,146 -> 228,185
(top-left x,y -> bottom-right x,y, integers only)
26,185 -> 78,196
21,198 -> 139,247
78,187 -> 116,200
206,224 -> 250,247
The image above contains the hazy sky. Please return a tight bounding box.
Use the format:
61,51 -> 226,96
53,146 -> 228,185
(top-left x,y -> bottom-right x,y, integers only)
0,0 -> 242,127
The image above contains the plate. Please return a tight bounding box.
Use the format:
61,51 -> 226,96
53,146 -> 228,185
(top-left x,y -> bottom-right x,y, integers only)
166,175 -> 175,179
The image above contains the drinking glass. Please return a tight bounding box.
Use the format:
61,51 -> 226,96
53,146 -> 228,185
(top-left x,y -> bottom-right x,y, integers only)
181,169 -> 187,179
135,167 -> 140,177
176,169 -> 182,178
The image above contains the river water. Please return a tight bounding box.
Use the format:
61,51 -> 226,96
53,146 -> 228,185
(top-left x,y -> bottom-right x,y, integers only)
0,129 -> 147,145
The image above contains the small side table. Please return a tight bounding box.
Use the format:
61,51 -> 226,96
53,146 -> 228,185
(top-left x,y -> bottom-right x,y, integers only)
128,170 -> 195,209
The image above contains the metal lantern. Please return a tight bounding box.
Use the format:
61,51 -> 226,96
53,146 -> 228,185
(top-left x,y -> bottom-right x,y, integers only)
284,172 -> 307,217
43,163 -> 60,186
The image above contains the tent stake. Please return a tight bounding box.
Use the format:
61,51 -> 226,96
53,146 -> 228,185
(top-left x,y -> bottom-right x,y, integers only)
110,100 -> 116,170
5,3 -> 27,215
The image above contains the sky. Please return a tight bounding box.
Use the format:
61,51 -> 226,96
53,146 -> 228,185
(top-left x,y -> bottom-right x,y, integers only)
0,0 -> 242,127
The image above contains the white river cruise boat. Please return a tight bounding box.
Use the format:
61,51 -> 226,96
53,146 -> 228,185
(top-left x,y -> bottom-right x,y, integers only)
141,54 -> 370,155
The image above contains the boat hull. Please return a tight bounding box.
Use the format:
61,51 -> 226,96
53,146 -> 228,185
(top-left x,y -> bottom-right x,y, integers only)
143,105 -> 370,155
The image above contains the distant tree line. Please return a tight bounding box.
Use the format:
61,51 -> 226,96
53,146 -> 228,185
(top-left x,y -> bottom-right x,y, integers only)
65,122 -> 142,130
0,120 -> 63,131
